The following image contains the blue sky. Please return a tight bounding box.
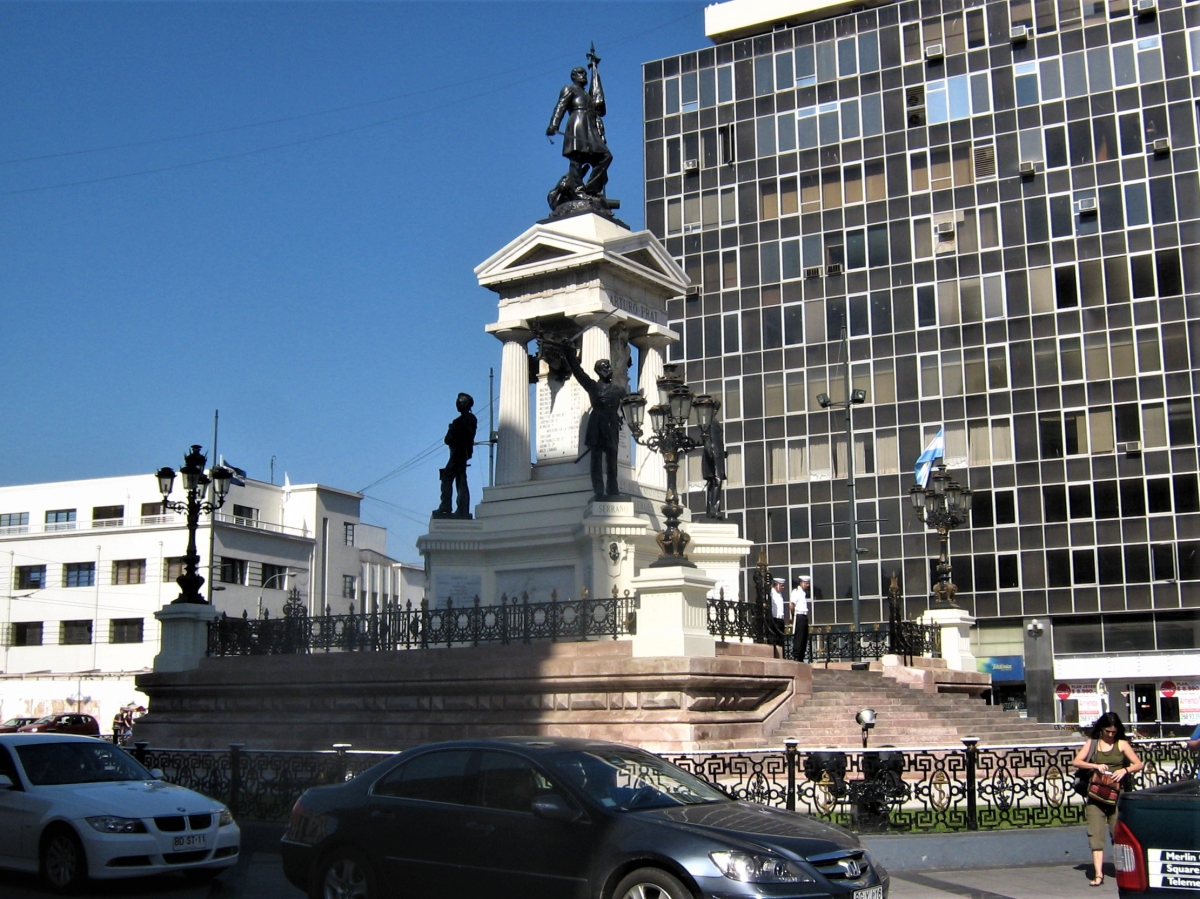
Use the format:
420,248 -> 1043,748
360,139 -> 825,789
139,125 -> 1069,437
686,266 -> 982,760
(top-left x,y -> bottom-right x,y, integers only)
1,1 -> 706,561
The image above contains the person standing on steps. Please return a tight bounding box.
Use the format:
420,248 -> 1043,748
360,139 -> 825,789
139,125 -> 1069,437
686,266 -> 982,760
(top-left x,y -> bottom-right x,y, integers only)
769,577 -> 788,652
790,574 -> 811,663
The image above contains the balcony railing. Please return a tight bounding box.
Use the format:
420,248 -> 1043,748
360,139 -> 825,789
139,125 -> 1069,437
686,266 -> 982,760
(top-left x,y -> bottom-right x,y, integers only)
213,512 -> 310,537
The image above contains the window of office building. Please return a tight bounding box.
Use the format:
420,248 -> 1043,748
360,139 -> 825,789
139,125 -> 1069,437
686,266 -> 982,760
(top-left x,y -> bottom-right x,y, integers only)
45,509 -> 76,531
164,557 -> 186,583
110,618 -> 144,644
92,505 -> 124,526
343,575 -> 357,600
61,620 -> 92,645
219,557 -> 248,586
64,562 -> 95,588
16,565 -> 45,590
13,622 -> 43,646
0,512 -> 29,533
113,559 -> 145,586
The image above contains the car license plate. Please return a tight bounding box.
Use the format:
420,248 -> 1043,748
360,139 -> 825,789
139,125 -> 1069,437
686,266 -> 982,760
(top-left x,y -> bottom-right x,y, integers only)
853,887 -> 883,899
173,834 -> 208,850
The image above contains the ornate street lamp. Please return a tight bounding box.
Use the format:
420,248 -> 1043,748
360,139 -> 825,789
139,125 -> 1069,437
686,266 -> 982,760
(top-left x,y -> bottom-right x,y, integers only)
908,461 -> 973,607
816,326 -> 868,628
156,445 -> 234,604
620,364 -> 715,568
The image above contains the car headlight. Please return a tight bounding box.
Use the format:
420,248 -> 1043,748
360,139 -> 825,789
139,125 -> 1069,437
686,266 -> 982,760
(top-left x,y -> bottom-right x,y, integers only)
218,807 -> 234,827
710,850 -> 815,883
86,815 -> 147,834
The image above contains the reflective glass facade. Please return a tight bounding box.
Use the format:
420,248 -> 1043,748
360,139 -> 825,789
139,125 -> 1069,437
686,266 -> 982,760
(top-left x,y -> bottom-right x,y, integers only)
643,0 -> 1200,632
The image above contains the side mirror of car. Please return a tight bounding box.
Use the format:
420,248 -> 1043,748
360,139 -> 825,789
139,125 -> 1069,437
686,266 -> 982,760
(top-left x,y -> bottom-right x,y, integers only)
531,794 -> 582,823
0,774 -> 13,790
149,769 -> 165,780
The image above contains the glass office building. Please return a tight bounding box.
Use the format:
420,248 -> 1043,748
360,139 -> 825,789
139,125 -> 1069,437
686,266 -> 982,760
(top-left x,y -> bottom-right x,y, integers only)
643,0 -> 1200,724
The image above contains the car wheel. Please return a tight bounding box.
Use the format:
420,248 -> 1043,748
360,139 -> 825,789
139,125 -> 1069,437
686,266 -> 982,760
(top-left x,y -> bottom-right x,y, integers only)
315,847 -> 376,899
614,867 -> 693,899
40,826 -> 87,894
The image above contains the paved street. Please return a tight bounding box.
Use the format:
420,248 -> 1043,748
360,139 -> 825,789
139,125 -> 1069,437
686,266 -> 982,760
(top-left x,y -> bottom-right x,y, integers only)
2,828 -> 1117,899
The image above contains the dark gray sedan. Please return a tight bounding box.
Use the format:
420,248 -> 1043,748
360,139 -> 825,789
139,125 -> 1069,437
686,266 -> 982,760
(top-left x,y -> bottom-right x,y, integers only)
281,737 -> 887,899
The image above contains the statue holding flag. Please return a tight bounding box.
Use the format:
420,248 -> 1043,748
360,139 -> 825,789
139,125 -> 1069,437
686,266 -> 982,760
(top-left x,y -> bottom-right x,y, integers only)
545,44 -> 620,220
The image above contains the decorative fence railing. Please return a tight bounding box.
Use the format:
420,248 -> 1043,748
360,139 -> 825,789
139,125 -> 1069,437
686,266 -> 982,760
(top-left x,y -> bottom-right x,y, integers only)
129,738 -> 1197,830
705,594 -> 940,663
207,592 -> 639,657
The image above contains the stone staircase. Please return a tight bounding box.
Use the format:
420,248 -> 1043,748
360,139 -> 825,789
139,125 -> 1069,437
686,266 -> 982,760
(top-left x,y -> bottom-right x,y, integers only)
772,667 -> 1069,748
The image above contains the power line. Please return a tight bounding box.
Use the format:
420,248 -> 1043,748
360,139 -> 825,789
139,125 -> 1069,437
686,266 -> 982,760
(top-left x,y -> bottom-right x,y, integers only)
1,8 -> 701,197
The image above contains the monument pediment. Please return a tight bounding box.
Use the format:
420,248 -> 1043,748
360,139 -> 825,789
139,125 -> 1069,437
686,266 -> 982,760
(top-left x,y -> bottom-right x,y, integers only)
475,213 -> 689,297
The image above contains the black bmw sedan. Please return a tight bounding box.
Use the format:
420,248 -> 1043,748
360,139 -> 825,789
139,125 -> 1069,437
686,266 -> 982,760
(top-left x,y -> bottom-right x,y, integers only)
281,737 -> 888,899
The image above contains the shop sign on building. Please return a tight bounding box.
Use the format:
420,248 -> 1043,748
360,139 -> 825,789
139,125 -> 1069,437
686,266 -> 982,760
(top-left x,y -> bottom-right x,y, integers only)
978,656 -> 1024,681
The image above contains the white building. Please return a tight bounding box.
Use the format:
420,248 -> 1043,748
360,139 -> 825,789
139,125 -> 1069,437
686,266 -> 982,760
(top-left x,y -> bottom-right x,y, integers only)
0,471 -> 423,731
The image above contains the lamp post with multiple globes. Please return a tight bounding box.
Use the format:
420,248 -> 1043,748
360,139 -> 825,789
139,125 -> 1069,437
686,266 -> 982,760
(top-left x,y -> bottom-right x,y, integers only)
908,461 -> 973,607
619,364 -> 715,568
156,445 -> 234,604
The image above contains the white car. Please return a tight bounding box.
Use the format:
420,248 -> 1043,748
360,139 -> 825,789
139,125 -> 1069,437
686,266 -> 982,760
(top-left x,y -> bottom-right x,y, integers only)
0,734 -> 240,891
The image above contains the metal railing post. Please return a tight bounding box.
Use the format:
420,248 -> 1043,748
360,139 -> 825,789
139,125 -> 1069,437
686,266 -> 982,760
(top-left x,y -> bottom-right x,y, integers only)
963,737 -> 979,830
785,738 -> 799,811
229,743 -> 245,821
333,742 -> 352,782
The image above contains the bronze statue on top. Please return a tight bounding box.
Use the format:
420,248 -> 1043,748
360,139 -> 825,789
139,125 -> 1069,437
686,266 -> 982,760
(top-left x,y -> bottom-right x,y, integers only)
546,44 -> 621,221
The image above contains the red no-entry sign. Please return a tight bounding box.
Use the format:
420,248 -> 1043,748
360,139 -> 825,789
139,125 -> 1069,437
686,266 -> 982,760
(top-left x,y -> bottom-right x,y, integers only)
1161,681 -> 1177,698
1056,683 -> 1072,700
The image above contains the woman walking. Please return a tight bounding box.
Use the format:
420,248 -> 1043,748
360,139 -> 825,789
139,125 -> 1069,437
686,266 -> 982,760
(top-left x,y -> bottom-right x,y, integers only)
1072,712 -> 1143,887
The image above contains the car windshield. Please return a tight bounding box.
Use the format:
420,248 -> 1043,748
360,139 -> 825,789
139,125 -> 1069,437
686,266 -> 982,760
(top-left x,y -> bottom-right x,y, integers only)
29,716 -> 56,725
549,749 -> 728,811
3,719 -> 29,727
16,741 -> 153,786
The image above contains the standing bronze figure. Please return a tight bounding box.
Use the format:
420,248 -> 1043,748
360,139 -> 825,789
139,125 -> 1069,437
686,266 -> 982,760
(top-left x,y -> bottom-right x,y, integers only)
564,346 -> 624,499
435,393 -> 478,519
701,398 -> 727,519
546,44 -> 617,218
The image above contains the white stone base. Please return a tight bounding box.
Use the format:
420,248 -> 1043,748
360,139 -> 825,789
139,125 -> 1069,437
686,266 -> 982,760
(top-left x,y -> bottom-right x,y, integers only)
918,606 -> 978,672
153,604 -> 220,673
629,566 -> 718,658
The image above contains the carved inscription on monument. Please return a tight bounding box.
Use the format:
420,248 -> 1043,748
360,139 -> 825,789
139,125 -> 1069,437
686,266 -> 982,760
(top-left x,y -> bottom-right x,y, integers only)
536,377 -> 585,461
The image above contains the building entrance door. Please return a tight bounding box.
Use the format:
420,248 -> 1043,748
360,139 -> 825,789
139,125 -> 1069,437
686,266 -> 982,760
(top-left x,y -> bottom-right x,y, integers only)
1132,682 -> 1158,725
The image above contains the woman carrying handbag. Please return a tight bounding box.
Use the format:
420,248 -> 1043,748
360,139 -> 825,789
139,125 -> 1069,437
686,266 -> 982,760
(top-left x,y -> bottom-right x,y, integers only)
1072,712 -> 1143,887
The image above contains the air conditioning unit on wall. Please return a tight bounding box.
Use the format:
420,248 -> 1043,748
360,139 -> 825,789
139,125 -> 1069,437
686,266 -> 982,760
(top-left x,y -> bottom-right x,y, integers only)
936,221 -> 956,236
924,44 -> 944,61
1118,441 -> 1142,454
1010,25 -> 1030,42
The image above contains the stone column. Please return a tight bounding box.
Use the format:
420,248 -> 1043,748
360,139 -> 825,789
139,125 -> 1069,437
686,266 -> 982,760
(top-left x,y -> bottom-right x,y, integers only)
494,327 -> 532,486
579,316 -> 611,372
632,335 -> 669,489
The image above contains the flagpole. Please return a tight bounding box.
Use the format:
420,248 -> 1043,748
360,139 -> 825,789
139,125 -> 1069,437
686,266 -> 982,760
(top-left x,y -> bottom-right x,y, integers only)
840,328 -> 862,631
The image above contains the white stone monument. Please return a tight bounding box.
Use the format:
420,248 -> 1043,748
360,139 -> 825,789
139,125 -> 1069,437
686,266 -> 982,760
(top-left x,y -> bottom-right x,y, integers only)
417,214 -> 751,654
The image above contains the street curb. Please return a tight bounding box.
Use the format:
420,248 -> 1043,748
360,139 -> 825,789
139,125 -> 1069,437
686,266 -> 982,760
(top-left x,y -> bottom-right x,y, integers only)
861,825 -> 1091,872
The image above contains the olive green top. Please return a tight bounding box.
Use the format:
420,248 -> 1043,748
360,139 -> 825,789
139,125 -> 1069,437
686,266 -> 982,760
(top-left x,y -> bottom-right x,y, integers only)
1089,740 -> 1128,770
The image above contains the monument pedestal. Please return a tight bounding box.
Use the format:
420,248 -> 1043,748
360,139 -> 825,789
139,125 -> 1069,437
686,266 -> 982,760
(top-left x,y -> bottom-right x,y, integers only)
919,606 -> 978,672
153,603 -> 219,673
630,565 -> 718,658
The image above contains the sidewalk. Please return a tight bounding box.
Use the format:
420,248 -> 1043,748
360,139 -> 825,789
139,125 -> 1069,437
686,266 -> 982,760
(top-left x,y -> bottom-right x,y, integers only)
862,824 -> 1092,871
890,863 -> 1115,898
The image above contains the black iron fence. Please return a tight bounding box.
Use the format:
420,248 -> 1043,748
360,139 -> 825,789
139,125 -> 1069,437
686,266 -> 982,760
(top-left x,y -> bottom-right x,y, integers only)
705,593 -> 940,663
129,738 -> 1197,830
207,593 -> 638,657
